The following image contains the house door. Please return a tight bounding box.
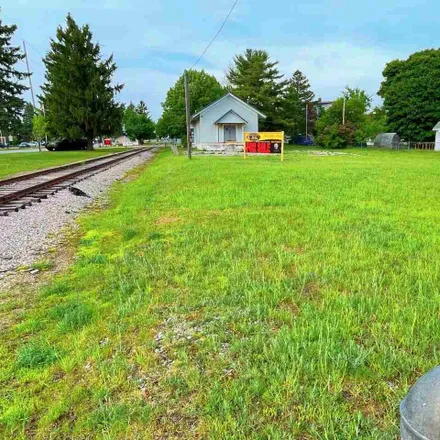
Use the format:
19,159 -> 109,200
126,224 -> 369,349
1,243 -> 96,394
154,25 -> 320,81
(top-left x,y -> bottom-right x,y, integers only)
224,125 -> 236,142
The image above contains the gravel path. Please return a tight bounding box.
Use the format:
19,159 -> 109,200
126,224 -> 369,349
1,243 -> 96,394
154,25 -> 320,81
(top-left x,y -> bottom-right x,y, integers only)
0,149 -> 154,276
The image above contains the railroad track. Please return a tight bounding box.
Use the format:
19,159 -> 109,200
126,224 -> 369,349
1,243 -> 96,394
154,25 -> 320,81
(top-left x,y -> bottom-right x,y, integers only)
0,148 -> 151,216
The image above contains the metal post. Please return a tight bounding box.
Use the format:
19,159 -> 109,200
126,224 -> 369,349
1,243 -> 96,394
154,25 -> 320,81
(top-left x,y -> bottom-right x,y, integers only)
305,103 -> 308,142
342,97 -> 346,126
42,104 -> 48,148
184,71 -> 192,159
281,131 -> 285,162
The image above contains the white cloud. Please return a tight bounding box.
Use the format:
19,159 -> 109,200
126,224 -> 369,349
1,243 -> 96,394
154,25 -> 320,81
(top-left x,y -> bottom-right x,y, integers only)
192,40 -> 405,105
115,68 -> 178,119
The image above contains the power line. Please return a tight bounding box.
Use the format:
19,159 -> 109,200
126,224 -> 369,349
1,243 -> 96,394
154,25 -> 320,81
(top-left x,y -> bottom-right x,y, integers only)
24,39 -> 47,59
189,0 -> 239,70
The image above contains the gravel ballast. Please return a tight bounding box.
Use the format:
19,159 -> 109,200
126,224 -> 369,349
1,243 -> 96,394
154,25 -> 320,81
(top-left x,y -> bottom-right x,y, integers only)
0,149 -> 154,276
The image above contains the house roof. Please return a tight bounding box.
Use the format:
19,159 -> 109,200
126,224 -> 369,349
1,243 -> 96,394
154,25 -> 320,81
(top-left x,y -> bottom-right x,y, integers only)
191,92 -> 266,121
433,121 -> 440,131
214,110 -> 248,125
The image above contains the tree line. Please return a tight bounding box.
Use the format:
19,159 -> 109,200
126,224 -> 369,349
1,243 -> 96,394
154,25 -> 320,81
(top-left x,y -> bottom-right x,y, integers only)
0,13 -> 155,149
156,49 -> 390,148
157,48 -> 440,148
2,10 -> 440,150
156,49 -> 320,143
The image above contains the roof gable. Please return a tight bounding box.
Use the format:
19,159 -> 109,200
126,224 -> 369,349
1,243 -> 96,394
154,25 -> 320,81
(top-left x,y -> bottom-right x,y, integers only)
433,121 -> 440,131
214,110 -> 248,124
191,92 -> 266,120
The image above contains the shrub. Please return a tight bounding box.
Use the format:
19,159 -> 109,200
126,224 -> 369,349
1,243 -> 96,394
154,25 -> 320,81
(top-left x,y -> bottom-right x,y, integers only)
316,122 -> 356,149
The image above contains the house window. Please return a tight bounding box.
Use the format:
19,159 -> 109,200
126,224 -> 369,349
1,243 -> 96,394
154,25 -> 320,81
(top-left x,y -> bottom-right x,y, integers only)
224,125 -> 237,142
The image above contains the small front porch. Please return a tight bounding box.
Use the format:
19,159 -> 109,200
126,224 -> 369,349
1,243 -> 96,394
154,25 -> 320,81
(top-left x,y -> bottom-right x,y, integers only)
215,110 -> 247,144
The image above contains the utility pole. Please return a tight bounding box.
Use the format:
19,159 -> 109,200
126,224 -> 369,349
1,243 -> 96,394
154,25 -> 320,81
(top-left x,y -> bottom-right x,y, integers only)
342,97 -> 346,126
23,41 -> 36,109
23,40 -> 40,151
184,71 -> 192,159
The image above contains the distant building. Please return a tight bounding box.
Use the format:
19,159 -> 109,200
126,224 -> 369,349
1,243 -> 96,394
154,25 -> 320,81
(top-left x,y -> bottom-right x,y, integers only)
315,98 -> 334,111
116,135 -> 138,146
433,122 -> 440,151
191,92 -> 266,152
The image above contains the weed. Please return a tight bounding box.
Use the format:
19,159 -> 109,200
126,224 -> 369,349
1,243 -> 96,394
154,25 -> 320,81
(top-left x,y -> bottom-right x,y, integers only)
41,280 -> 71,297
122,228 -> 137,241
86,254 -> 107,264
16,342 -> 58,368
31,259 -> 54,271
50,301 -> 94,332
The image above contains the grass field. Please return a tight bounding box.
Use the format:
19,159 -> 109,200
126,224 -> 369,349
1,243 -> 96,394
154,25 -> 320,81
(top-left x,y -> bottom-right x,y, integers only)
0,148 -> 127,179
1,148 -> 440,438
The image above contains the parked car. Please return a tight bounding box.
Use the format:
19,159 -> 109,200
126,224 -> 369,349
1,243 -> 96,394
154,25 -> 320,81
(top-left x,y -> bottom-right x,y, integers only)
0,143 -> 8,149
46,139 -> 88,151
18,142 -> 30,148
29,141 -> 39,147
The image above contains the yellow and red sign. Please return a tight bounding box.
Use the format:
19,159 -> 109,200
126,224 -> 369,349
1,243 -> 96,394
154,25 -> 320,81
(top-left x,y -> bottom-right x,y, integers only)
244,132 -> 284,161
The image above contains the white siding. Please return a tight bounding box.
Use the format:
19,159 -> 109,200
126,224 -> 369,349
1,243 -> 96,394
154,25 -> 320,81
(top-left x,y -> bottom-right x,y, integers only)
196,95 -> 260,144
435,131 -> 440,151
193,119 -> 201,144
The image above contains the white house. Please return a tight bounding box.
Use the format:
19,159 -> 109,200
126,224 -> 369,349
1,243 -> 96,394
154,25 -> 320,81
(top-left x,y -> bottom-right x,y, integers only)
191,92 -> 266,152
434,122 -> 440,151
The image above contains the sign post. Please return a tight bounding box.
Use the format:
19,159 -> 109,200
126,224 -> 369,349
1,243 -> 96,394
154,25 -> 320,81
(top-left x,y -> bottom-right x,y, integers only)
281,131 -> 285,162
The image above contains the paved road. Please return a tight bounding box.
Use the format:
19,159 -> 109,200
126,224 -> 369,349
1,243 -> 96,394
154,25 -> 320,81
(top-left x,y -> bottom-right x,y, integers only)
0,149 -> 41,154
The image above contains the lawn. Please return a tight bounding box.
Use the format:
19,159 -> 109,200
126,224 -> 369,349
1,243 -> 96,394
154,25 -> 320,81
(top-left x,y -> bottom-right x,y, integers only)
0,148 -> 127,179
1,148 -> 440,438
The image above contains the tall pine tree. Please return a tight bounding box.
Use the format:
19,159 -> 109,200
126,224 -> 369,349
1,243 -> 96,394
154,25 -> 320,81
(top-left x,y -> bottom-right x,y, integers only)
0,15 -> 29,137
282,70 -> 315,139
226,49 -> 287,131
41,14 -> 123,150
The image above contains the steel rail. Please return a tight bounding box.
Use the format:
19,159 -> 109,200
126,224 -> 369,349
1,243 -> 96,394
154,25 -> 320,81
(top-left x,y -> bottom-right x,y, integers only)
0,147 -> 151,215
0,148 -> 141,187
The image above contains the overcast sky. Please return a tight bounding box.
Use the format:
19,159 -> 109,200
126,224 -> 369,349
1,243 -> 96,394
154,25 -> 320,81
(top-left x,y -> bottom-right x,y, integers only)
2,0 -> 439,120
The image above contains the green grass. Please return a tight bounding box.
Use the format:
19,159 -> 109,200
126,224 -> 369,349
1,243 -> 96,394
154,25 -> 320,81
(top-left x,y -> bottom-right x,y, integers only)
0,148 -> 127,179
1,148 -> 440,438
30,259 -> 54,272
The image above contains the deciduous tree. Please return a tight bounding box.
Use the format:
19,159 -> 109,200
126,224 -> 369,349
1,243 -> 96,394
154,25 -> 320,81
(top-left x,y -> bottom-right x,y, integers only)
32,111 -> 47,143
227,49 -> 287,131
156,70 -> 224,139
356,106 -> 388,143
123,101 -> 155,144
379,49 -> 440,141
316,88 -> 371,148
20,102 -> 34,140
0,15 -> 28,137
41,14 -> 123,150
